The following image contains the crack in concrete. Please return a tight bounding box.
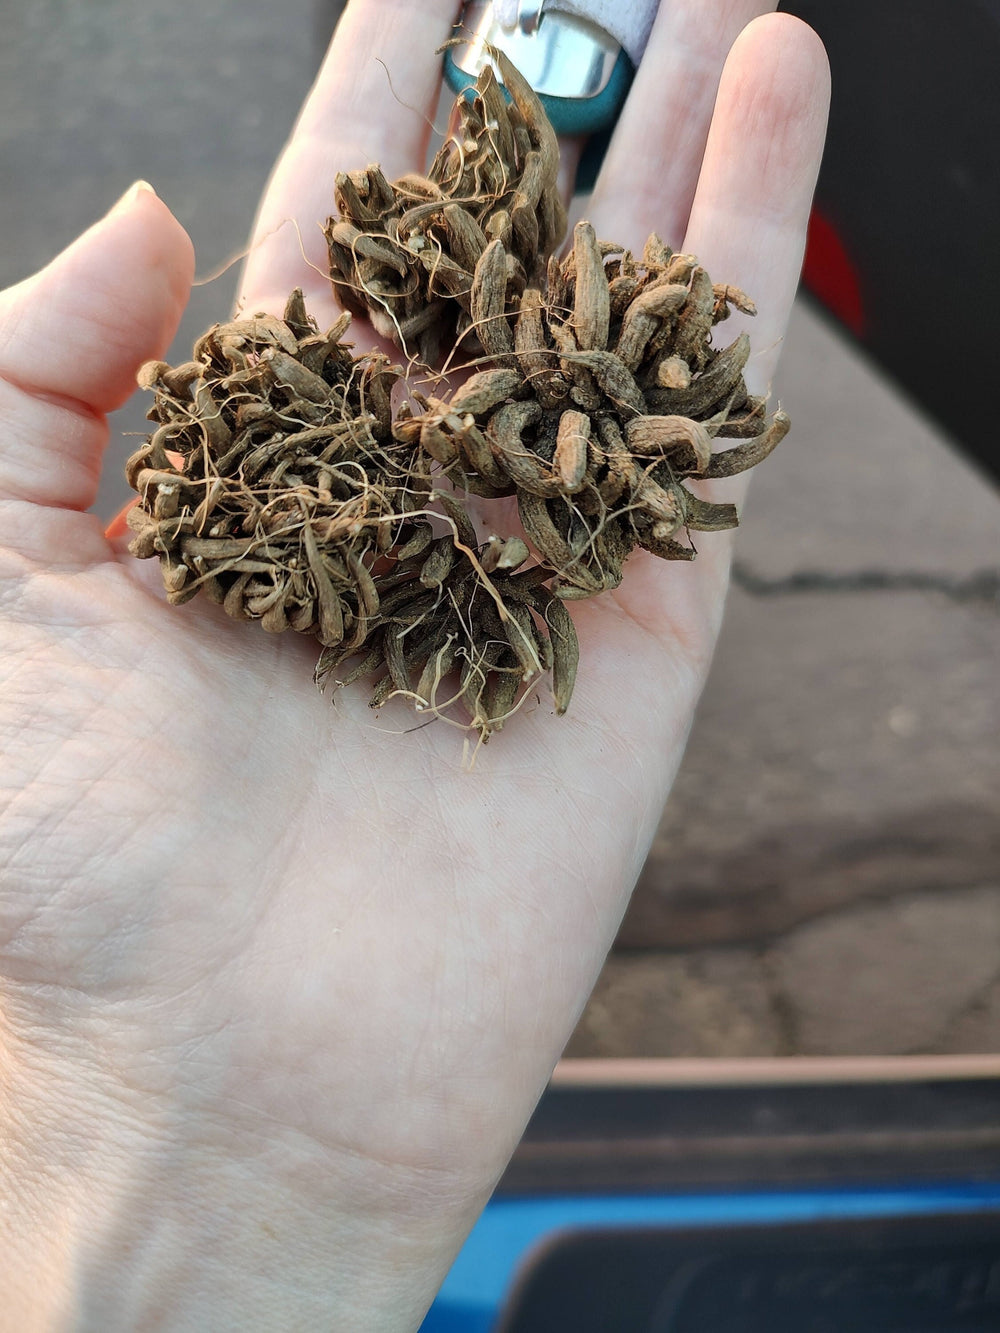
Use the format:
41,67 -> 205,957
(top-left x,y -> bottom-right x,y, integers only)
623,804 -> 1000,952
757,946 -> 800,1057
732,562 -> 1000,604
929,965 -> 1000,1054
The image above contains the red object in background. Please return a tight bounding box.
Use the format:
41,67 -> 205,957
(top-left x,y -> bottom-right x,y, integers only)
104,500 -> 134,540
801,208 -> 866,338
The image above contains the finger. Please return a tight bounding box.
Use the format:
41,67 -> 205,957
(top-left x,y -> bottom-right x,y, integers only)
684,13 -> 830,409
0,183 -> 194,511
240,0 -> 460,317
588,0 -> 777,247
607,14 -> 828,632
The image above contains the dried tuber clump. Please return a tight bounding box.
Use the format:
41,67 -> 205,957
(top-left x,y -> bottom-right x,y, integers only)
325,48 -> 565,366
126,290 -> 415,652
315,533 -> 578,738
125,46 -> 789,742
402,223 -> 790,599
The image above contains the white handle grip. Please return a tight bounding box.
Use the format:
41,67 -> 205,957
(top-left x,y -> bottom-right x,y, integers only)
492,0 -> 660,65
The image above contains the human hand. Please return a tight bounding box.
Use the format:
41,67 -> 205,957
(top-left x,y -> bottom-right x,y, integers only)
0,3 -> 828,1328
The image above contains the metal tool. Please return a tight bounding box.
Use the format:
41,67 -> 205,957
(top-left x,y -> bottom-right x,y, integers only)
444,0 -> 636,185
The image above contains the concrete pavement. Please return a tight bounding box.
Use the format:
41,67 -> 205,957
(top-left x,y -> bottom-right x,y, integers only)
570,299 -> 999,1057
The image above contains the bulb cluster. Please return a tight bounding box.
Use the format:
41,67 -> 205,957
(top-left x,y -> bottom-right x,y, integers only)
127,49 -> 787,740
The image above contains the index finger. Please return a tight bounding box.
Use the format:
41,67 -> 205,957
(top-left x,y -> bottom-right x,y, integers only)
239,0 -> 460,319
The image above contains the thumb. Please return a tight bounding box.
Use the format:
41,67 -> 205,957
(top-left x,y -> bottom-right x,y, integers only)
0,181 -> 194,511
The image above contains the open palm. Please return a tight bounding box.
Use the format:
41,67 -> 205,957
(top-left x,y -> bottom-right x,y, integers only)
0,3 -> 828,1328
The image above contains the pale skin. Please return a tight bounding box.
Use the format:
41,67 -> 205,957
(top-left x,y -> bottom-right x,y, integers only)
0,3 -> 829,1328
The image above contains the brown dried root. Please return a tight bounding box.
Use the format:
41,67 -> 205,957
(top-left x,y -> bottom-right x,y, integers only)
125,289 -> 419,649
125,54 -> 790,742
405,224 -> 790,598
325,47 -> 566,366
125,286 -> 577,737
315,541 -> 579,741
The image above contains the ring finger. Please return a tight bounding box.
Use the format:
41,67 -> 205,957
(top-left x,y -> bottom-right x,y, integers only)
589,0 -> 778,246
